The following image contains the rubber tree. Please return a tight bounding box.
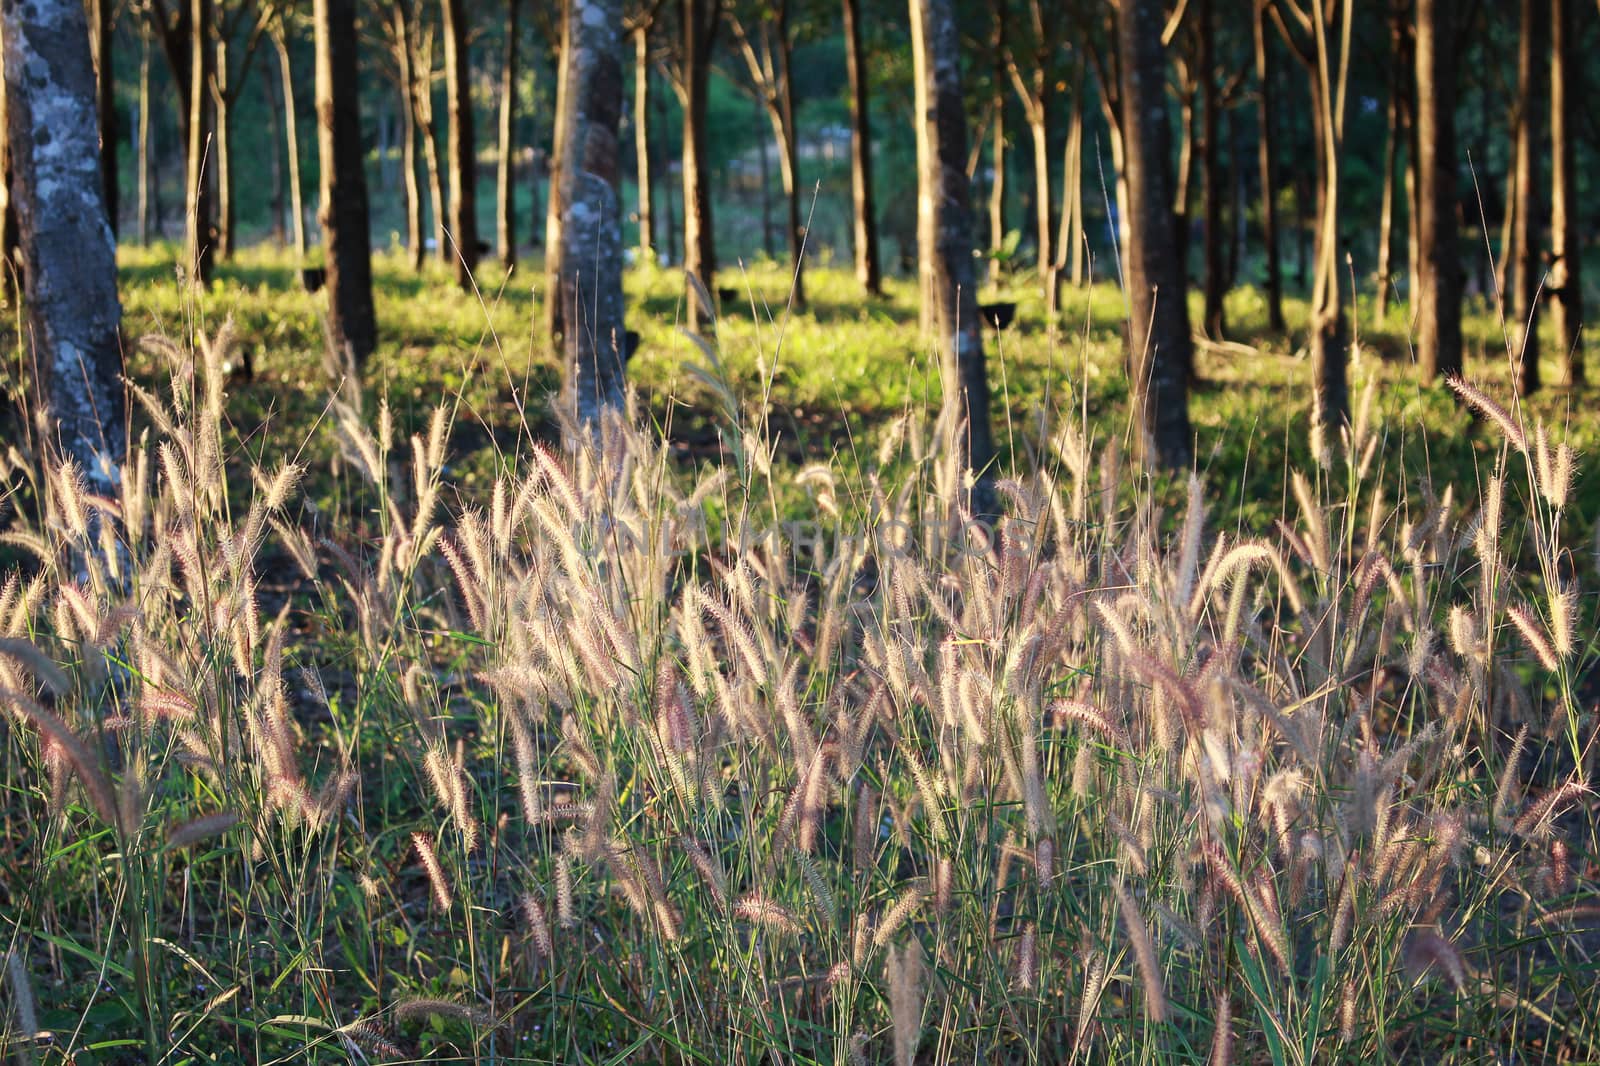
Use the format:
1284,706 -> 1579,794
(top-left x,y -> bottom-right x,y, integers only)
1550,0 -> 1582,384
842,0 -> 881,293
910,0 -> 996,510
441,0 -> 478,289
1415,0 -> 1462,382
4,0 -> 127,496
555,0 -> 629,428
728,0 -> 807,308
1272,0 -> 1355,466
315,0 -> 377,363
1120,0 -> 1193,470
1508,0 -> 1544,396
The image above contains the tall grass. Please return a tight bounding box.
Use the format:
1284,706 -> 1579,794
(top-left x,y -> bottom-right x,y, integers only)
0,273 -> 1596,1064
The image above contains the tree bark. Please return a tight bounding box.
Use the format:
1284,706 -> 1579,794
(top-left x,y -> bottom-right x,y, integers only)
1199,0 -> 1224,338
263,62 -> 286,245
315,0 -> 378,364
442,0 -> 478,289
557,0 -> 628,428
187,0 -> 216,284
90,0 -> 117,240
633,22 -> 654,258
1253,1 -> 1283,331
498,0 -> 520,270
4,0 -> 126,495
139,29 -> 153,245
680,0 -> 719,327
987,5 -> 1006,286
1374,21 -> 1401,321
545,0 -> 574,341
1276,0 -> 1354,464
1550,0 -> 1582,384
272,23 -> 307,260
911,0 -> 995,508
214,36 -> 233,260
842,0 -> 880,293
1059,90 -> 1084,287
1415,0 -> 1462,382
393,3 -> 424,270
1509,0 -> 1544,396
1120,0 -> 1193,470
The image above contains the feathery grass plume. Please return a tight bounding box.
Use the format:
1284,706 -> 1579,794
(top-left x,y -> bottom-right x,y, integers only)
1073,951 -> 1107,1055
393,997 -> 494,1028
508,712 -> 542,823
1338,979 -> 1358,1042
887,940 -> 924,1066
556,852 -> 576,927
1209,989 -> 1232,1066
337,1019 -> 404,1060
873,882 -> 927,948
439,535 -> 486,631
1447,376 -> 1528,452
0,638 -> 68,699
853,782 -> 879,875
1548,584 -> 1576,658
412,832 -> 453,911
1014,922 -> 1038,991
1049,699 -> 1132,748
735,894 -> 804,936
166,810 -> 241,850
1513,780 -> 1591,839
308,770 -> 358,831
1405,929 -> 1468,991
797,851 -> 837,926
1506,602 -> 1559,670
1492,724 -> 1531,831
1176,473 -> 1206,607
3,690 -> 118,830
701,595 -> 769,687
521,892 -> 553,959
1447,605 -> 1481,660
680,836 -> 728,912
1114,880 -> 1168,1022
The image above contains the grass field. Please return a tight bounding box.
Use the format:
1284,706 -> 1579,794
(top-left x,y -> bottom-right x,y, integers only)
0,244 -> 1596,1062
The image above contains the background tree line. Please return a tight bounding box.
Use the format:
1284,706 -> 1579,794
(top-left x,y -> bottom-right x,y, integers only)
2,0 -> 1598,485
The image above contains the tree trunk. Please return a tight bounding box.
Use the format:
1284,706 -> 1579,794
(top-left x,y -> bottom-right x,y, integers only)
214,37 -> 233,261
442,0 -> 478,288
1288,0 -> 1354,465
4,0 -> 126,496
1374,26 -> 1400,321
187,0 -> 216,284
315,0 -> 378,364
1404,88 -> 1420,303
1509,0 -> 1543,396
498,0 -> 519,270
681,0 -> 718,327
394,4 -> 423,270
1173,88 -> 1192,279
1026,106 -> 1053,308
842,0 -> 880,293
0,43 -> 16,293
1061,91 -> 1084,287
420,78 -> 447,264
557,0 -> 627,428
657,76 -> 678,265
545,0 -> 573,341
1550,0 -> 1582,385
774,4 -> 804,308
1199,0 -> 1224,338
1253,4 -> 1282,329
756,99 -> 773,258
1119,0 -> 1193,470
90,0 -> 117,240
1415,0 -> 1462,382
139,30 -> 152,245
264,63 -> 286,245
911,0 -> 994,508
633,23 -> 654,258
273,26 -> 307,260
